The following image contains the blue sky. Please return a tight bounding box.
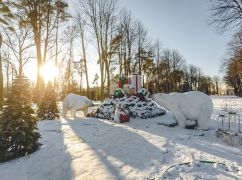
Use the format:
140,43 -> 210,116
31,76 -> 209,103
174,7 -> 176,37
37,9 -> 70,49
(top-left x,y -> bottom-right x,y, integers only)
119,0 -> 233,76
25,0 -> 233,86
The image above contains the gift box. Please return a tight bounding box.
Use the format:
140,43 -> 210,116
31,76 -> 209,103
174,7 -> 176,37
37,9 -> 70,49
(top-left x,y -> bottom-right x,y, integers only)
120,113 -> 130,123
118,76 -> 129,89
114,107 -> 130,123
130,73 -> 141,92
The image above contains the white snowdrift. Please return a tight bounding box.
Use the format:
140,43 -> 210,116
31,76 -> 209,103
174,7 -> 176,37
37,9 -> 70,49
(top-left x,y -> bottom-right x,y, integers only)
153,91 -> 213,129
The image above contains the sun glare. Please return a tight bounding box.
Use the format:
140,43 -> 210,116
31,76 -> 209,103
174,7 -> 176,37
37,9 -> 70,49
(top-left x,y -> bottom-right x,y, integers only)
40,62 -> 58,83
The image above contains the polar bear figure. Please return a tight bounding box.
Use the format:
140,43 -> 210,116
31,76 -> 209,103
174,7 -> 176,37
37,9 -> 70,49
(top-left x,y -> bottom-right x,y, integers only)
153,91 -> 213,130
63,93 -> 94,118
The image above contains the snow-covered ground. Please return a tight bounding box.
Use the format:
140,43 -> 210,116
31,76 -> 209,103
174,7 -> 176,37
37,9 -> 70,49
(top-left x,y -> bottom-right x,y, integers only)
1,96 -> 242,179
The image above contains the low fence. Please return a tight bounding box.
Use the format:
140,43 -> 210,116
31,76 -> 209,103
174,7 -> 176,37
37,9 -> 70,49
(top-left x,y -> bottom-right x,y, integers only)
215,98 -> 242,146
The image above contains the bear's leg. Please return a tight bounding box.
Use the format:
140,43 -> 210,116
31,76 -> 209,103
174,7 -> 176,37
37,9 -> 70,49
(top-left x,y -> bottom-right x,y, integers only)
62,108 -> 68,119
197,116 -> 209,130
172,108 -> 186,128
70,109 -> 77,118
83,108 -> 88,117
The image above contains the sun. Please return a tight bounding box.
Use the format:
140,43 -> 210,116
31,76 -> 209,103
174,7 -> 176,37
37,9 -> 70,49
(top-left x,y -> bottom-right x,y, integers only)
40,62 -> 58,83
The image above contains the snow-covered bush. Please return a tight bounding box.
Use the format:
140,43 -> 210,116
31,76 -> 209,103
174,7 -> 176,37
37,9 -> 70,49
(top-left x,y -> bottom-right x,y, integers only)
89,95 -> 166,120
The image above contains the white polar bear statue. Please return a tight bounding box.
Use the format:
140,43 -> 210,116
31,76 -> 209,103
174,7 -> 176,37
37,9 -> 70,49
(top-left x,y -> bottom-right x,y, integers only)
153,91 -> 213,130
63,93 -> 94,118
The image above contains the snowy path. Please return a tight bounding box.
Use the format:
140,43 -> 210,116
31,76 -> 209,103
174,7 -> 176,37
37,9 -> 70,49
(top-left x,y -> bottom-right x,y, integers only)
0,96 -> 242,179
61,118 -> 113,179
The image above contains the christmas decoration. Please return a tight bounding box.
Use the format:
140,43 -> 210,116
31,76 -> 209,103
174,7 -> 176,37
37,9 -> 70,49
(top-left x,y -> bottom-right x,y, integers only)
138,88 -> 149,97
123,84 -> 135,96
118,76 -> 129,89
137,88 -> 150,101
37,82 -> 59,120
89,90 -> 166,120
0,76 -> 40,162
130,73 -> 141,92
114,88 -> 125,98
114,104 -> 130,123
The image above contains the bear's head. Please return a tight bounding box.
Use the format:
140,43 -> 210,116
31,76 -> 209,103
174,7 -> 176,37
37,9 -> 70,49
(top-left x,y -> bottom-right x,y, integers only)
86,98 -> 94,107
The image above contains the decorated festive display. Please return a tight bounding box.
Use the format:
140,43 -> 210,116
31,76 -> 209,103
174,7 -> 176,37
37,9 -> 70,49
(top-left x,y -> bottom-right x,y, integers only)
89,72 -> 164,121
89,88 -> 166,120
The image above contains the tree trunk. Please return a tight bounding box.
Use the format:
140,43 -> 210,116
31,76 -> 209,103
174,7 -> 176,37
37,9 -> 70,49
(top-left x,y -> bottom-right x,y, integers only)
80,27 -> 90,98
54,14 -> 59,92
138,39 -> 141,74
34,33 -> 44,98
68,42 -> 72,91
100,58 -> 104,100
19,50 -> 23,76
128,44 -> 132,75
43,1 -> 51,64
6,62 -> 9,94
0,33 -> 3,110
119,44 -> 122,76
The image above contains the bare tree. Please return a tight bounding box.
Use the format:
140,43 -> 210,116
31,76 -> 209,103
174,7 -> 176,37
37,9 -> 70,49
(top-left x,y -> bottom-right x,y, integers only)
184,64 -> 200,91
3,20 -> 34,76
160,49 -> 185,92
73,5 -> 90,97
63,25 -> 77,91
134,21 -> 149,74
0,0 -> 13,110
210,0 -> 242,32
153,39 -> 162,92
116,9 -> 137,76
53,0 -> 69,91
213,76 -> 220,94
81,0 -> 118,100
223,31 -> 242,96
13,0 -> 69,96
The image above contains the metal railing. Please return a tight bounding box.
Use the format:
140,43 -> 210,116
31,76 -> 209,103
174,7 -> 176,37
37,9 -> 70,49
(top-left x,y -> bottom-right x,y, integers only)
217,99 -> 241,133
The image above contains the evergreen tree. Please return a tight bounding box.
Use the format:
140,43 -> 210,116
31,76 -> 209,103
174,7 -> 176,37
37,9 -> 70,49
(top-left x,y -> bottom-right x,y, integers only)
37,82 -> 59,120
0,76 -> 40,162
